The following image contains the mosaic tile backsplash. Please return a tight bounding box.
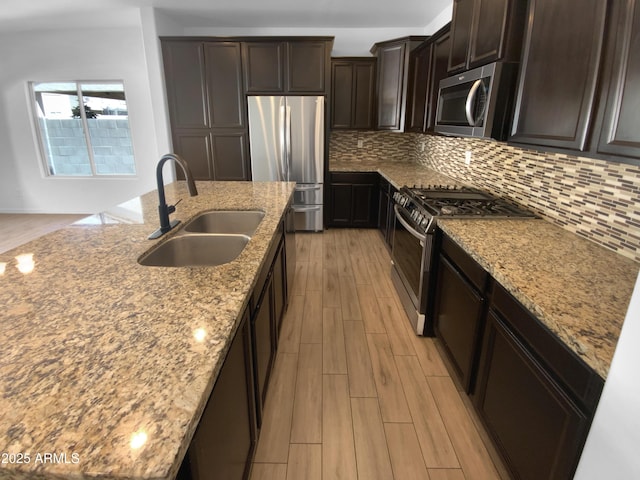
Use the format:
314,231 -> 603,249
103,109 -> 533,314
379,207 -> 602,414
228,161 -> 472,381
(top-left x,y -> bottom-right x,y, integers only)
330,131 -> 640,263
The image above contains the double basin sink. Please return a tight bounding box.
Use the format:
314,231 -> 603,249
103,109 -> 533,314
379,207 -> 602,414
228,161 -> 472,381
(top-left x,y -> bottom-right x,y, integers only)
139,210 -> 265,267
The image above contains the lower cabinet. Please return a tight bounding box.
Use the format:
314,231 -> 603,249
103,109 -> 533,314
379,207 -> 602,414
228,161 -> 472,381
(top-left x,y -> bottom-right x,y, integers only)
178,308 -> 256,480
377,176 -> 396,249
178,219 -> 294,480
434,231 -> 604,480
329,172 -> 379,227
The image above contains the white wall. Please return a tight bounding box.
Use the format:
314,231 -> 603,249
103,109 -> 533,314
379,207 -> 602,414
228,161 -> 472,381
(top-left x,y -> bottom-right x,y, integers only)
574,270 -> 640,478
0,26 -> 159,213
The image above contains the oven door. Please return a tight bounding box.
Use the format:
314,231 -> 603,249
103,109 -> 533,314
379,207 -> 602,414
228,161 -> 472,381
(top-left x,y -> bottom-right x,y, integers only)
390,205 -> 432,335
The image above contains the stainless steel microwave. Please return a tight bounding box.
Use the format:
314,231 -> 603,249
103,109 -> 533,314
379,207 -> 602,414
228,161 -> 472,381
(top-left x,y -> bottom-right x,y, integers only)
435,62 -> 517,140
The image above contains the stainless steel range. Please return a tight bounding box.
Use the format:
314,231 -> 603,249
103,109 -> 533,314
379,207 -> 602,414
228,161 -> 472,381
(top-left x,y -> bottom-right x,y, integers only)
390,185 -> 537,336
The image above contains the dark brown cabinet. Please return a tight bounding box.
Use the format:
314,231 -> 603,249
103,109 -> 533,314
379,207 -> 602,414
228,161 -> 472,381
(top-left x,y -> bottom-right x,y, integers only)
509,0 -> 608,151
179,308 -> 256,480
475,284 -> 604,479
330,58 -> 376,129
448,0 -> 526,73
371,36 -> 428,131
406,24 -> 451,133
329,172 -> 379,227
377,176 -> 396,249
162,40 -> 250,181
433,234 -> 488,390
242,39 -> 331,94
591,0 -> 640,162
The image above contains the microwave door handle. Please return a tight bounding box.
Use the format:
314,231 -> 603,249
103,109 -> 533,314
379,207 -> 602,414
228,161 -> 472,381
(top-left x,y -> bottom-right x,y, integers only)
394,205 -> 427,243
465,79 -> 483,126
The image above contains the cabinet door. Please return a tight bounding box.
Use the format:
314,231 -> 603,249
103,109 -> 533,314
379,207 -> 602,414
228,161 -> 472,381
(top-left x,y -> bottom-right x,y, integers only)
329,183 -> 353,226
186,309 -> 256,480
433,254 -> 485,390
426,26 -> 451,132
173,131 -> 213,180
476,311 -> 589,480
468,0 -> 510,68
211,131 -> 250,181
406,43 -> 431,132
252,274 -> 274,426
378,185 -> 389,238
593,0 -> 640,161
204,42 -> 245,128
272,240 -> 286,335
287,41 -> 327,93
242,42 -> 285,93
510,0 -> 608,151
331,61 -> 354,129
162,41 -> 208,129
377,43 -> 407,130
352,61 -> 376,129
351,184 -> 379,227
448,0 -> 474,73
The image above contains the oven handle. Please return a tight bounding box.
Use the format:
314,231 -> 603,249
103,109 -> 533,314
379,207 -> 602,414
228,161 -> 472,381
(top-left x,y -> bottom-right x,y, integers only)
394,204 -> 427,243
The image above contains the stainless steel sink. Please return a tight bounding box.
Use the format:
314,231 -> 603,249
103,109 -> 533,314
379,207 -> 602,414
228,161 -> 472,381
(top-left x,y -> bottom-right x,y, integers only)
138,233 -> 249,267
183,210 -> 265,236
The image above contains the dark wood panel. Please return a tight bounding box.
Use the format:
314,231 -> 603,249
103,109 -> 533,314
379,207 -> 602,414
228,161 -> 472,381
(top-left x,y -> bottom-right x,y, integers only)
406,42 -> 431,132
204,42 -> 245,128
448,0 -> 474,73
594,0 -> 640,161
287,42 -> 327,93
377,43 -> 406,130
510,0 -> 608,150
331,61 -> 354,129
211,131 -> 250,181
329,183 -> 353,226
352,61 -> 376,129
468,0 -> 510,67
475,311 -> 589,480
173,131 -> 213,180
242,42 -> 285,93
351,183 -> 379,227
162,41 -> 208,129
252,274 -> 274,426
426,25 -> 451,132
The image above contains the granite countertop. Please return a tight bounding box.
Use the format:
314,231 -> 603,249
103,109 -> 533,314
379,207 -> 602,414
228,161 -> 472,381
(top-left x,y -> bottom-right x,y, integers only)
0,181 -> 295,480
330,159 -> 639,379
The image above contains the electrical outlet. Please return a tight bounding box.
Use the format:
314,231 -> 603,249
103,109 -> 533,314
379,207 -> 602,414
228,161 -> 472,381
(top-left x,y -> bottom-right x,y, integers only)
464,150 -> 472,165
357,139 -> 364,148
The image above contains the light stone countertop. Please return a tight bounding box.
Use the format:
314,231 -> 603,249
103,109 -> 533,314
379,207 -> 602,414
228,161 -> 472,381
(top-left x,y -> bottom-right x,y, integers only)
330,159 -> 639,379
0,181 -> 295,480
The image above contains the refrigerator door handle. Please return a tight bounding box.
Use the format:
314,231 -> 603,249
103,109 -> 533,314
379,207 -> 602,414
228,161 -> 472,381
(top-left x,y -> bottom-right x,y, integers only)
295,185 -> 322,191
279,98 -> 287,181
285,104 -> 292,182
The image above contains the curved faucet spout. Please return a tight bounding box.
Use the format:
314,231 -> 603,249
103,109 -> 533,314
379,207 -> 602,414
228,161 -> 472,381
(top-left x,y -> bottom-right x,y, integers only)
149,153 -> 198,239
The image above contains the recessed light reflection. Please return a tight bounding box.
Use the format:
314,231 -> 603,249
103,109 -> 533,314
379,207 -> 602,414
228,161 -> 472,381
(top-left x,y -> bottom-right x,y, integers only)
0,262 -> 6,275
193,328 -> 207,343
15,254 -> 35,274
130,430 -> 148,450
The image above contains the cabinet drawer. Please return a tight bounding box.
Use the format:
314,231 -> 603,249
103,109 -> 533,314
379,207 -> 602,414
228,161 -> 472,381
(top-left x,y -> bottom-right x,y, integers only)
330,172 -> 378,184
441,234 -> 488,292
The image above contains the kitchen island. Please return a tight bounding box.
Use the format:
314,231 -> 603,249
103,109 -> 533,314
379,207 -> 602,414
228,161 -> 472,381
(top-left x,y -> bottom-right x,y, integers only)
0,181 -> 295,480
330,159 -> 639,378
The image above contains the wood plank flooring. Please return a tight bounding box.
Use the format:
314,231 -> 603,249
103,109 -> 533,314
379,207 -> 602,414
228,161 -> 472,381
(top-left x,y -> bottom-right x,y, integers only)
0,214 -> 85,254
251,229 -> 507,480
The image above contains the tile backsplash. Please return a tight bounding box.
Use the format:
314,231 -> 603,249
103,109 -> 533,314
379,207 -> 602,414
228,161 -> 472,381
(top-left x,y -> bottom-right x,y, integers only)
330,130 -> 640,263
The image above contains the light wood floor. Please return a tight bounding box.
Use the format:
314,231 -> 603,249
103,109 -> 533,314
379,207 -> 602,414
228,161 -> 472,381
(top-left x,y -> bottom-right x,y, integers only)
251,229 -> 508,480
0,214 -> 85,254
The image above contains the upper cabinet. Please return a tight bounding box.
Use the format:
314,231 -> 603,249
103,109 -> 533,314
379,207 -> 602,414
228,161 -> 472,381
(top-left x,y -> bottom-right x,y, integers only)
510,0 -> 640,164
162,40 -> 249,181
242,39 -> 332,94
448,0 -> 527,73
371,36 -> 428,132
406,24 -> 451,133
330,57 -> 376,130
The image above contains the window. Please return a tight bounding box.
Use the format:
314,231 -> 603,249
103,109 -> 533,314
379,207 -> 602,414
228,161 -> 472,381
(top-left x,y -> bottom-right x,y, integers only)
30,81 -> 136,176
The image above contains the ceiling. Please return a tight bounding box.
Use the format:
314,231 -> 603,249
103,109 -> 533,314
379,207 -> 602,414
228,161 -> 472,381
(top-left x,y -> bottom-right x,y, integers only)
0,0 -> 452,32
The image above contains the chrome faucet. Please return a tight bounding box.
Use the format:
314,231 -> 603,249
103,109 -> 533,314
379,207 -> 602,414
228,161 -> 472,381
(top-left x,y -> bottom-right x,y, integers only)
148,153 -> 198,239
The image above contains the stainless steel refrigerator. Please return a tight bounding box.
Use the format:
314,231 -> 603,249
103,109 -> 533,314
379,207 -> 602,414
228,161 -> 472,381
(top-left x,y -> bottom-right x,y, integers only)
248,96 -> 324,231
